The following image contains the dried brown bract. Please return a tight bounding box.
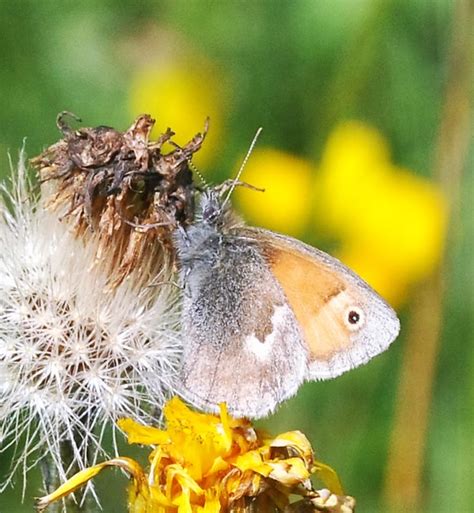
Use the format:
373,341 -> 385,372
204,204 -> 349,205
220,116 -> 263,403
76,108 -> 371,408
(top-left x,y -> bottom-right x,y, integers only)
286,490 -> 356,513
31,113 -> 206,287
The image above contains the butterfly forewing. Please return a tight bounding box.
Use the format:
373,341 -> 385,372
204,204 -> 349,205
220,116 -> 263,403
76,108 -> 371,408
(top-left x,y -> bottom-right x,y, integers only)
247,228 -> 401,380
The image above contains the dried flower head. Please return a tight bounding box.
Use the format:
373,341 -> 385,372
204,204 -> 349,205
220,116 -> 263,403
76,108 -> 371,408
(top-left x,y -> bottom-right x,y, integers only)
37,397 -> 356,513
32,112 -> 207,287
0,115 -> 205,486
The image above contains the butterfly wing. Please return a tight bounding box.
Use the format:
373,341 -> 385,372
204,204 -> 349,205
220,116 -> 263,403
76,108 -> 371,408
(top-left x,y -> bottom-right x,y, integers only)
178,228 -> 308,419
245,228 -> 400,381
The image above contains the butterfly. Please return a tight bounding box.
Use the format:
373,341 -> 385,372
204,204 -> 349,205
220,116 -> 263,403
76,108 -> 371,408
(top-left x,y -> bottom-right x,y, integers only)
174,187 -> 400,419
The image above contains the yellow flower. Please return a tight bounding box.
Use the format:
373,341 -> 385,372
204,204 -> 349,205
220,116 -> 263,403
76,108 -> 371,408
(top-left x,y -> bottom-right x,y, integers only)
129,62 -> 225,168
36,397 -> 354,513
315,122 -> 447,306
235,148 -> 315,237
315,121 -> 393,239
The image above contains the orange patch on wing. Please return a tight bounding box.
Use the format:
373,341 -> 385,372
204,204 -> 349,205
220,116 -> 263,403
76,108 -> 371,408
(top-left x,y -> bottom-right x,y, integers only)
267,247 -> 353,360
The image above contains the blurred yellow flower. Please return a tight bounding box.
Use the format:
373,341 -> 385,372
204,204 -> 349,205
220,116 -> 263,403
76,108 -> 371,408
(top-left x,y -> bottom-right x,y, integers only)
235,148 -> 315,237
315,122 -> 393,238
37,397 -> 355,513
129,62 -> 225,167
315,122 -> 447,306
235,122 -> 446,306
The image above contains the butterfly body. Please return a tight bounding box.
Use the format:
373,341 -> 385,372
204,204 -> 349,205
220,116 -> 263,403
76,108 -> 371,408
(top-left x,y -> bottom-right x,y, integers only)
176,191 -> 400,418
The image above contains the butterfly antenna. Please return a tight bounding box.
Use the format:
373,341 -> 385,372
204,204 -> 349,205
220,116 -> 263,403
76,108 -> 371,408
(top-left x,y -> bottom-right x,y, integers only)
186,158 -> 208,188
222,127 -> 263,209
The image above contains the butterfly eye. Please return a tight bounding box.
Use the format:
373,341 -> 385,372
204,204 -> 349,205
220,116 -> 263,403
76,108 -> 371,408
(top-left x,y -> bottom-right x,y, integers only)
202,195 -> 221,224
345,307 -> 365,331
203,205 -> 217,221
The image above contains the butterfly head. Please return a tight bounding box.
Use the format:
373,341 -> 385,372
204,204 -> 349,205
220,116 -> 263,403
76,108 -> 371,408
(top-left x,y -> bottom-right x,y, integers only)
200,189 -> 223,225
193,188 -> 239,232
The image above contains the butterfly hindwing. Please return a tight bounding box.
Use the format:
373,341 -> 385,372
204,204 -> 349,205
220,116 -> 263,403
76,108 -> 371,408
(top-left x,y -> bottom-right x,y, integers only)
178,227 -> 308,418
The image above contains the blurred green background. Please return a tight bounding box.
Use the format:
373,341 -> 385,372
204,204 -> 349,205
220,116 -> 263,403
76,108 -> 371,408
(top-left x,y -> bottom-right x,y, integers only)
0,1 -> 472,512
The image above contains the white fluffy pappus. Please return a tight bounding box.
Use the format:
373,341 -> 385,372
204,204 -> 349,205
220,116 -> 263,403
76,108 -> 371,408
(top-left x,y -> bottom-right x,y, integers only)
0,158 -> 182,487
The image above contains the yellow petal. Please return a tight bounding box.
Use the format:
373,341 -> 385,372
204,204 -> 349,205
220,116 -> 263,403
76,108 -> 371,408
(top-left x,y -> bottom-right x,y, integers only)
205,456 -> 231,477
118,417 -> 171,445
234,450 -> 272,477
173,488 -> 193,513
36,457 -> 147,512
162,398 -> 235,480
313,461 -> 344,496
201,489 -> 221,513
165,463 -> 204,504
36,465 -> 105,510
149,486 -> 174,508
218,402 -> 233,453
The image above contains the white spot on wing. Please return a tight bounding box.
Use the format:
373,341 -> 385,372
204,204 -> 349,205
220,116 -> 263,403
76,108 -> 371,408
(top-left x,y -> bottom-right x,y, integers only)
245,333 -> 273,360
244,304 -> 290,361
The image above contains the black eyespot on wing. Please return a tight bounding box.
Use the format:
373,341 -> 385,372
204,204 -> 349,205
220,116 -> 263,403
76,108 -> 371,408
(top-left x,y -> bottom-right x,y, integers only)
344,306 -> 365,331
348,310 -> 360,325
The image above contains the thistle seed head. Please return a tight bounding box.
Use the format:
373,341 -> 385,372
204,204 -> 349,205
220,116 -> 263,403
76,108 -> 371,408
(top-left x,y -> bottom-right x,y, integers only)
0,115 -> 205,486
